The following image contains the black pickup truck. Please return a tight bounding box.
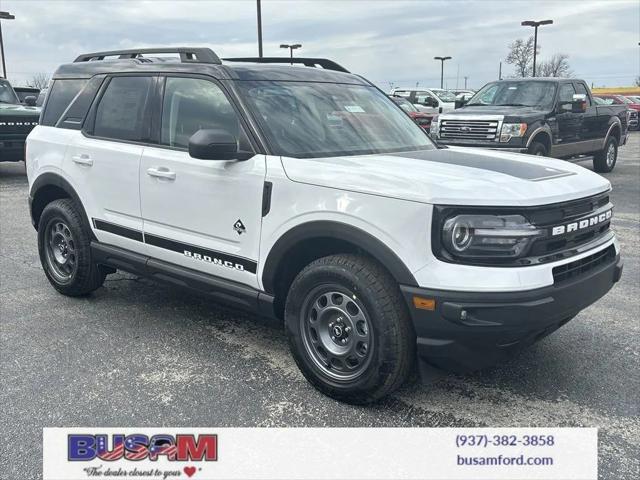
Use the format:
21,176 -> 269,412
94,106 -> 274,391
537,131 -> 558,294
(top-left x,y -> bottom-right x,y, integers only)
431,78 -> 628,172
1,78 -> 41,162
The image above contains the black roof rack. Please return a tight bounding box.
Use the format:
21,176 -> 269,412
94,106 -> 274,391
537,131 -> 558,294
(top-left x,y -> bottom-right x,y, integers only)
74,48 -> 221,64
223,57 -> 350,73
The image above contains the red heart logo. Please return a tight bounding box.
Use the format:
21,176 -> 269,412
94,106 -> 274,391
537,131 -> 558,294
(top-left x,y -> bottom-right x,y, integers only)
183,466 -> 197,478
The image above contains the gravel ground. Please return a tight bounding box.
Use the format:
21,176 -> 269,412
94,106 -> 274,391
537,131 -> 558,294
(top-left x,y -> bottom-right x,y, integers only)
1,133 -> 638,479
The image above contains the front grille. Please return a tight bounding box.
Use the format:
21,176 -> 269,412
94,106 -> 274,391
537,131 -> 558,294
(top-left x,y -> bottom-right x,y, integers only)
529,193 -> 612,257
439,119 -> 498,141
552,245 -> 615,284
0,117 -> 39,135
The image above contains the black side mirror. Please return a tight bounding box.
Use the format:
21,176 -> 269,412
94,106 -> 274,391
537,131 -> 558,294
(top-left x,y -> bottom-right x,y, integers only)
455,98 -> 467,109
24,96 -> 37,107
188,129 -> 253,161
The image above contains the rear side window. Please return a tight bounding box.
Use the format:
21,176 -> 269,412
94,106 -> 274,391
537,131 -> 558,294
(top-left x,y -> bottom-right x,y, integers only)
93,76 -> 153,142
41,79 -> 87,126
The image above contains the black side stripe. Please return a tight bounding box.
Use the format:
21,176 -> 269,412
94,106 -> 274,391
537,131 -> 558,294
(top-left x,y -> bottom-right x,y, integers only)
93,219 -> 143,242
92,218 -> 257,274
145,233 -> 257,274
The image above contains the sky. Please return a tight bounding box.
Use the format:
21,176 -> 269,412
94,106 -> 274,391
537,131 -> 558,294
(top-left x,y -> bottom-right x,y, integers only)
1,0 -> 638,90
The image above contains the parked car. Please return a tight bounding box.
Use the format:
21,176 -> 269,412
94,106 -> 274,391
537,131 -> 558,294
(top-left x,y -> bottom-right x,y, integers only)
13,86 -> 40,106
431,78 -> 628,172
389,87 -> 456,114
0,78 -> 41,162
388,95 -> 434,131
594,94 -> 639,130
450,89 -> 476,103
36,87 -> 48,107
27,48 -> 622,403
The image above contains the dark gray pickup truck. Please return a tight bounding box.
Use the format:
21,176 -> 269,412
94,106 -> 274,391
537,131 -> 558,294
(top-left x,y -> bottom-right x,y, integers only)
431,78 -> 628,172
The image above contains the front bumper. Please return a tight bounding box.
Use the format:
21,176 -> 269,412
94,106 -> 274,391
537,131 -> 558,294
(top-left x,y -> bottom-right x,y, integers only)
400,249 -> 622,373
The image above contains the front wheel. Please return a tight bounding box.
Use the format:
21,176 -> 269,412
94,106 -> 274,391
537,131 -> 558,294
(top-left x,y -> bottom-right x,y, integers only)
527,141 -> 548,156
593,136 -> 618,173
285,254 -> 415,404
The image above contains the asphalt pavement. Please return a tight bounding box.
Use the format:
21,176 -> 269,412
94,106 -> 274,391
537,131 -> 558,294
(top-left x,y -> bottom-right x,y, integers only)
1,134 -> 638,479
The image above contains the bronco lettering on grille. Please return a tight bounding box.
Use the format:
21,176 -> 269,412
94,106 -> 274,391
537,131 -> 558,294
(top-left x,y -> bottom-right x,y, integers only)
551,210 -> 612,236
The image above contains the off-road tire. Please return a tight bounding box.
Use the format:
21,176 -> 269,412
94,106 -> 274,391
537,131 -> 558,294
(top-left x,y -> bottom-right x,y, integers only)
528,141 -> 548,156
285,253 -> 415,404
593,136 -> 618,173
37,198 -> 106,296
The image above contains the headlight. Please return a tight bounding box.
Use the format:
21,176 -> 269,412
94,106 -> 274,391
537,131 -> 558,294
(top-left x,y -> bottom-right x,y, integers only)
430,116 -> 439,136
441,214 -> 542,260
500,122 -> 527,142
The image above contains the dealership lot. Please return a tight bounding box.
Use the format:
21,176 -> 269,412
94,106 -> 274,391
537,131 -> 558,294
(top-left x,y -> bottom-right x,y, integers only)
1,135 -> 638,478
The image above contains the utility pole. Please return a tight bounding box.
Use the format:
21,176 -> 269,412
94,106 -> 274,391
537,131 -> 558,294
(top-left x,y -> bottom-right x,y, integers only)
521,19 -> 553,77
498,61 -> 502,80
256,0 -> 263,57
0,11 -> 16,79
434,56 -> 452,89
464,76 -> 468,89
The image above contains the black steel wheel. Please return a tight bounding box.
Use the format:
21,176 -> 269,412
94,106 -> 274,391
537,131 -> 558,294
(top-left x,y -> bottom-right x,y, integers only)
300,287 -> 374,382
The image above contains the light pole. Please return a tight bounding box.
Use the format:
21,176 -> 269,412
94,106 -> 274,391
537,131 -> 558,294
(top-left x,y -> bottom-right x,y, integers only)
434,56 -> 452,89
280,43 -> 302,64
256,0 -> 263,57
0,11 -> 15,79
521,19 -> 553,77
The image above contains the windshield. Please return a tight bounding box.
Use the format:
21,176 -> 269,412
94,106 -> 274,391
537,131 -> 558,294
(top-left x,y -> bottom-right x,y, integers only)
0,79 -> 20,104
431,89 -> 457,102
238,81 -> 434,158
617,96 -> 632,104
467,81 -> 557,108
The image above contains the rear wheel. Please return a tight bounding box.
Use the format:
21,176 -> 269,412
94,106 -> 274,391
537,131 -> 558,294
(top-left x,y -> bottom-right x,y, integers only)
527,141 -> 548,156
38,199 -> 106,296
593,136 -> 618,173
285,254 -> 415,404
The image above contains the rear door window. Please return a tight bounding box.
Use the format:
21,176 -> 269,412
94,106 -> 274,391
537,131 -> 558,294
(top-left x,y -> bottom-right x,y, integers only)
93,76 -> 153,142
40,79 -> 87,126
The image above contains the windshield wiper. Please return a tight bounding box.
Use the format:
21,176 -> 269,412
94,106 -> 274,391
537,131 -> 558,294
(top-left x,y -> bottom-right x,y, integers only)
496,103 -> 530,107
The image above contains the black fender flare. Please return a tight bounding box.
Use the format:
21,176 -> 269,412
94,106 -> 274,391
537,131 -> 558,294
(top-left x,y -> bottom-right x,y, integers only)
29,172 -> 92,235
261,220 -> 418,294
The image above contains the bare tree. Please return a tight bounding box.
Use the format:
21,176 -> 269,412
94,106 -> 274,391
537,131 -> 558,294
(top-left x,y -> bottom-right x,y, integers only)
538,54 -> 573,77
29,73 -> 50,90
635,76 -> 640,87
505,36 -> 538,77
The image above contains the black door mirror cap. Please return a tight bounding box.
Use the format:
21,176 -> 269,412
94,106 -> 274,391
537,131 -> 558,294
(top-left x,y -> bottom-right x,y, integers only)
24,96 -> 37,107
188,128 -> 254,161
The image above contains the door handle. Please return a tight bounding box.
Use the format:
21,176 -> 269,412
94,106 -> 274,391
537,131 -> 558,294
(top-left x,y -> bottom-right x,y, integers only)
71,154 -> 93,166
146,167 -> 176,181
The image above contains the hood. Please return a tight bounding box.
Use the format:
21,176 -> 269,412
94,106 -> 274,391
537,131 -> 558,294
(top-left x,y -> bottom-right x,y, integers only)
445,105 -> 547,117
0,103 -> 41,117
281,147 -> 610,206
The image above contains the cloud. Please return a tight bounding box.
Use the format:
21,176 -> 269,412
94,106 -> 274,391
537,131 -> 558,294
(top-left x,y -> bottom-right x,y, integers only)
2,0 -> 638,89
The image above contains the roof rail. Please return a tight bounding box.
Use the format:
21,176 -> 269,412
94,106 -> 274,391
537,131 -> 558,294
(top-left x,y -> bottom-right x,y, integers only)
223,57 -> 350,73
74,48 -> 221,64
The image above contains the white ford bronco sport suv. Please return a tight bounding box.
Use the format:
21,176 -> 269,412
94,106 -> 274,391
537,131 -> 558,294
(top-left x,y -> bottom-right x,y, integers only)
27,48 -> 623,403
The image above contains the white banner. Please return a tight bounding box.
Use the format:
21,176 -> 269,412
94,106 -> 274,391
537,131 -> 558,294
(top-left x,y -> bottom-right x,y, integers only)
43,427 -> 597,480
